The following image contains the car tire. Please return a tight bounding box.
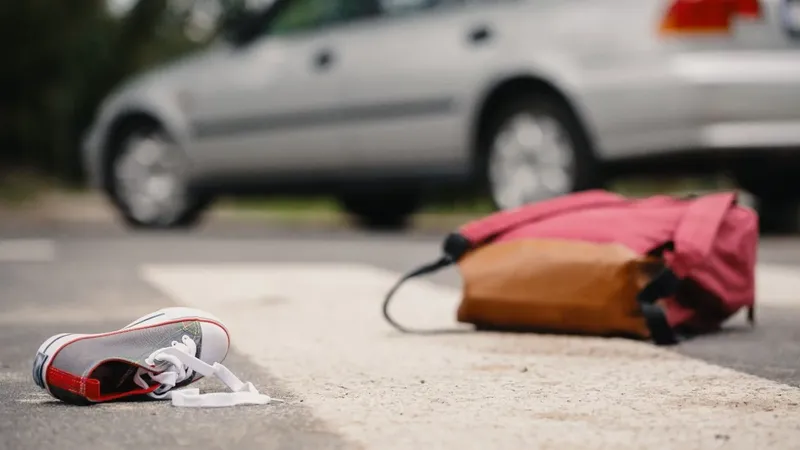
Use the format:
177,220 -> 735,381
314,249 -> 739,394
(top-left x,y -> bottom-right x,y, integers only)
479,91 -> 601,211
106,121 -> 212,230
338,191 -> 419,231
735,170 -> 800,234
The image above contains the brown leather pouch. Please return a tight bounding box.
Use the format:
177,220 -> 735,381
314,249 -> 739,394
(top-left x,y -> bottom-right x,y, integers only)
455,239 -> 660,339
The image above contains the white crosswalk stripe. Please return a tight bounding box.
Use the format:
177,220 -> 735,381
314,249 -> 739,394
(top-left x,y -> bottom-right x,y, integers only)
0,239 -> 55,263
756,263 -> 800,306
140,263 -> 800,450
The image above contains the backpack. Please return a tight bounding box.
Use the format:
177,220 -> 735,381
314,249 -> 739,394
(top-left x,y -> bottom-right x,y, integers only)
382,190 -> 759,345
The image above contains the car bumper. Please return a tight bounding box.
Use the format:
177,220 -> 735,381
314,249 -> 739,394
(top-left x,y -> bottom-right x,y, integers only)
587,51 -> 800,160
672,52 -> 800,149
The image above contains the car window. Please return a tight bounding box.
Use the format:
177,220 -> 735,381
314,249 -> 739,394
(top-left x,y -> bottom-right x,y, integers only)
378,0 -> 464,16
379,0 -> 433,14
266,0 -> 336,35
266,0 -> 382,35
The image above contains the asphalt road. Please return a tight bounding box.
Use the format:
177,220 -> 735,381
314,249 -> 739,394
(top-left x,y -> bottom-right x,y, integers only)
2,220 -> 800,449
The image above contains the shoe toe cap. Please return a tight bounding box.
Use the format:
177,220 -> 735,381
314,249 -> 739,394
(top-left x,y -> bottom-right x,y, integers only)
199,320 -> 230,365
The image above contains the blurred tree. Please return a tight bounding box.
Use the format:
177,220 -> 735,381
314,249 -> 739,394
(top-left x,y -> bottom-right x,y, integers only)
0,0 -> 235,185
0,0 -> 108,175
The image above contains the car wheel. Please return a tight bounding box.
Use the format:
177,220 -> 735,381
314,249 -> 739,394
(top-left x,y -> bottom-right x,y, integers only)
481,92 -> 600,210
107,122 -> 211,230
338,191 -> 419,231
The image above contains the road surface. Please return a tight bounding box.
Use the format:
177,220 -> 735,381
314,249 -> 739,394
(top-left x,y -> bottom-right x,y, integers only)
2,221 -> 800,450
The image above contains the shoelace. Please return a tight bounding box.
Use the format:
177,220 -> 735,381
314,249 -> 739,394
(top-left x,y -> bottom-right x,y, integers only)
133,335 -> 283,408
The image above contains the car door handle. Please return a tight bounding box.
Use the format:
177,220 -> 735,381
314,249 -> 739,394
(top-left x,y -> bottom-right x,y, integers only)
313,48 -> 335,71
467,25 -> 493,44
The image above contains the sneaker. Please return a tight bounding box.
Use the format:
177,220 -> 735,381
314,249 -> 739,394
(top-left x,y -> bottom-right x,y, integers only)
32,307 -> 278,407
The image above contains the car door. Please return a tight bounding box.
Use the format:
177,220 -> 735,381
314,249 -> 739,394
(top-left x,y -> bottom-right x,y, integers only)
333,0 -> 503,171
186,0 -> 354,180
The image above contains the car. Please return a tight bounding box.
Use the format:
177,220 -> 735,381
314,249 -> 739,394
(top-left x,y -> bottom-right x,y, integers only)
81,0 -> 800,231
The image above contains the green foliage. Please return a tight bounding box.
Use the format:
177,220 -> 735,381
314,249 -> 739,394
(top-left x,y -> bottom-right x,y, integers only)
0,0 -> 218,185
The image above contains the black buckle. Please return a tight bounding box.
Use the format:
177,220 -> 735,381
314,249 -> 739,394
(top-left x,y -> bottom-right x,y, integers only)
637,268 -> 681,304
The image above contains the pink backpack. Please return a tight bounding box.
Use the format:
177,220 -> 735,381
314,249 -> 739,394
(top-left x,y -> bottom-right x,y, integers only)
383,190 -> 759,345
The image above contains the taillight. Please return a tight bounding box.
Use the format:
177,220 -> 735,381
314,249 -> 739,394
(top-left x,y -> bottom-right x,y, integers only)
659,0 -> 762,35
734,0 -> 762,18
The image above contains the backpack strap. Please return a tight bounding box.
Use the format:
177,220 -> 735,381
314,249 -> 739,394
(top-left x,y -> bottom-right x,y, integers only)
382,233 -> 472,333
382,190 -> 628,333
637,250 -> 682,346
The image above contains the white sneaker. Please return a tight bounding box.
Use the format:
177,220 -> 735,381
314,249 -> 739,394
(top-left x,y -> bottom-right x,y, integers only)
32,307 -> 279,407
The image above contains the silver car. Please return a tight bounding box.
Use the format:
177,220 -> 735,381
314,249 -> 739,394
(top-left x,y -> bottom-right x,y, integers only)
82,0 -> 800,230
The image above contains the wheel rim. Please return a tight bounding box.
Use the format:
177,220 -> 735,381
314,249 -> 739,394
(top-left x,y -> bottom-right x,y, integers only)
488,113 -> 575,210
113,133 -> 188,226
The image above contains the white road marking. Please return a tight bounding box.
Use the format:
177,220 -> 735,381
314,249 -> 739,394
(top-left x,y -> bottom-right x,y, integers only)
0,239 -> 55,263
757,263 -> 800,306
141,263 -> 800,450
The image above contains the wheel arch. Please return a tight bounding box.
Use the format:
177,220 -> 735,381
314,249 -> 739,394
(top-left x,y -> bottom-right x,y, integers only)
98,108 -> 211,229
469,73 -> 598,169
100,110 -> 165,193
